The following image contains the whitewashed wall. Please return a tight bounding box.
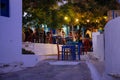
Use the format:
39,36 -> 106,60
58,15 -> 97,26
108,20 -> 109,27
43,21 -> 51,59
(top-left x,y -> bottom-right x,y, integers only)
22,43 -> 61,55
103,17 -> 120,80
0,0 -> 22,63
0,0 -> 39,71
96,34 -> 105,61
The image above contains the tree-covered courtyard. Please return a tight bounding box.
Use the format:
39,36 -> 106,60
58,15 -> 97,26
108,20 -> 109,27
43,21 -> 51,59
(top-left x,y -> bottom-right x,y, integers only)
23,0 -> 120,30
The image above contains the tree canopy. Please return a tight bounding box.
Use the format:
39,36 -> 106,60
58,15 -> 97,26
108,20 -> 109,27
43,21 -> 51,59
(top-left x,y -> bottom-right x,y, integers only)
23,0 -> 120,29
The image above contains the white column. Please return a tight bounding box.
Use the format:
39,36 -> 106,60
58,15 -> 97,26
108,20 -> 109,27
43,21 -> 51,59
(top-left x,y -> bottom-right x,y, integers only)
96,34 -> 105,61
92,32 -> 100,58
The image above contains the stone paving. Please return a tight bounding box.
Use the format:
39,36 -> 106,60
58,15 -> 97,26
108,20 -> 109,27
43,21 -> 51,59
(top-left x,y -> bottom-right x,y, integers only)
0,60 -> 92,80
87,53 -> 105,75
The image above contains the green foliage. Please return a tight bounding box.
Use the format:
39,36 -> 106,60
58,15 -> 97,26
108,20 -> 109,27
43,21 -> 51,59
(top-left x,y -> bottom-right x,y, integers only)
22,0 -> 120,29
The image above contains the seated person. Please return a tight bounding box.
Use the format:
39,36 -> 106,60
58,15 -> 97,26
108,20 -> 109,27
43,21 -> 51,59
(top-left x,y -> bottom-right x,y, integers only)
82,34 -> 91,54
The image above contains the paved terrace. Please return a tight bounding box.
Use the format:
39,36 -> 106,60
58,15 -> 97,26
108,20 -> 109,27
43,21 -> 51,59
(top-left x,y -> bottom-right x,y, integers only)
0,61 -> 91,80
0,53 -> 104,80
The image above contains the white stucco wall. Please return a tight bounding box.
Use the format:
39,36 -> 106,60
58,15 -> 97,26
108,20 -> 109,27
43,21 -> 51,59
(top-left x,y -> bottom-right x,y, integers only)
103,17 -> 120,80
22,43 -> 61,55
0,1 -> 39,70
0,0 -> 22,63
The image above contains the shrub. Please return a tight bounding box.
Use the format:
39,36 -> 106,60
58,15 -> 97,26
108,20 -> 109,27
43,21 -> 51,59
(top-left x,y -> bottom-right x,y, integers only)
22,48 -> 35,55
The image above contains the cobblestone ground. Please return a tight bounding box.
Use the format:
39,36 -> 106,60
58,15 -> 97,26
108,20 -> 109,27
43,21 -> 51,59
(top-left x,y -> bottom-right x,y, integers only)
0,61 -> 92,80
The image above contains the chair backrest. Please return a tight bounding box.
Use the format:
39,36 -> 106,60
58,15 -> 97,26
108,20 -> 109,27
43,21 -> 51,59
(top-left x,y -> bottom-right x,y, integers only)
66,41 -> 82,53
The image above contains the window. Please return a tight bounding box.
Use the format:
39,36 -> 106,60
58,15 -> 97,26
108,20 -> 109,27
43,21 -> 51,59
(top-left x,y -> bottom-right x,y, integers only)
0,0 -> 9,17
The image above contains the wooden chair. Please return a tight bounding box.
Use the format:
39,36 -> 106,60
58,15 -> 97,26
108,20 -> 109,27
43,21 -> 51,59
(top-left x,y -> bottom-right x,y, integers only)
57,43 -> 70,60
57,43 -> 62,60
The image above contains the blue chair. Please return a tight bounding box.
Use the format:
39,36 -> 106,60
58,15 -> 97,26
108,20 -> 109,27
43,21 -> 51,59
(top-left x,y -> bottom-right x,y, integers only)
61,41 -> 82,60
67,41 -> 82,60
62,45 -> 76,60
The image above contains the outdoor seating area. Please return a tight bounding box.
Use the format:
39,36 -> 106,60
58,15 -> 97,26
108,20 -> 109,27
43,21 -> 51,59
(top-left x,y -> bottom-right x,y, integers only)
56,39 -> 92,61
22,37 -> 92,61
22,26 -> 93,61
